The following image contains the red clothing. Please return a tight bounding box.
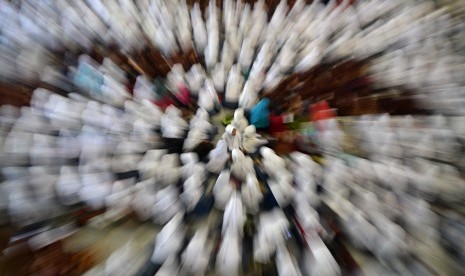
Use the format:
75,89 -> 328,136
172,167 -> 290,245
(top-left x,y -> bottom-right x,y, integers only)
176,85 -> 191,106
270,114 -> 287,134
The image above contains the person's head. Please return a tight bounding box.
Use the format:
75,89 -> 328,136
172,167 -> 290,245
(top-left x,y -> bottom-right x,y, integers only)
244,125 -> 256,136
234,108 -> 245,121
232,148 -> 245,162
226,124 -> 237,136
260,147 -> 275,158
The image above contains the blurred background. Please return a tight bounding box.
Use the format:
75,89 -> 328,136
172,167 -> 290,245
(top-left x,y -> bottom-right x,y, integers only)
0,0 -> 464,275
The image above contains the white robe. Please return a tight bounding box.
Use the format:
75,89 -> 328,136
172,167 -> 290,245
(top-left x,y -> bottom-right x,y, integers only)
232,108 -> 248,133
225,65 -> 244,103
213,170 -> 234,210
223,125 -> 242,151
216,230 -> 241,276
207,140 -> 230,173
151,213 -> 185,264
181,227 -> 211,274
222,191 -> 245,237
242,174 -> 263,214
191,3 -> 207,53
239,79 -> 259,111
231,149 -> 254,181
242,125 -> 267,153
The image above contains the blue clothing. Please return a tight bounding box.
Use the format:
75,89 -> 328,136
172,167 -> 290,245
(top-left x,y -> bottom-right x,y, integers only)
250,98 -> 270,129
74,63 -> 103,94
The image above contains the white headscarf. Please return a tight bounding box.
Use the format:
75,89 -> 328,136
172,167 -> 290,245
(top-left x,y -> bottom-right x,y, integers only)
232,108 -> 248,132
231,149 -> 253,181
242,125 -> 267,153
207,140 -> 229,173
242,174 -> 263,214
239,79 -> 259,110
213,170 -> 233,210
161,105 -> 187,138
191,3 -> 207,53
225,65 -> 244,103
223,124 -> 241,151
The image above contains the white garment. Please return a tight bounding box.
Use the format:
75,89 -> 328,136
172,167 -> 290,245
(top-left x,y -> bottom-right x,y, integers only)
153,185 -> 184,225
166,64 -> 186,92
294,193 -> 321,234
269,177 -> 295,208
191,3 -> 207,53
221,40 -> 234,71
222,191 -> 245,237
239,79 -> 259,110
231,149 -> 254,181
181,174 -> 204,211
232,108 -> 248,133
216,230 -> 241,276
205,6 -> 219,70
198,78 -> 219,112
207,140 -> 230,173
133,75 -> 155,101
188,112 -> 212,149
181,227 -> 211,274
242,125 -> 267,153
242,174 -> 262,214
79,172 -> 112,210
186,64 -> 206,95
305,236 -> 342,276
56,166 -> 82,205
151,213 -> 185,264
213,170 -> 234,210
260,147 -> 287,179
223,125 -> 242,151
180,152 -> 203,180
238,37 -> 254,72
158,154 -> 181,186
132,179 -> 157,221
184,128 -> 208,151
276,244 -> 302,276
225,65 -> 244,103
161,105 -> 187,138
212,63 -> 226,92
254,209 -> 289,264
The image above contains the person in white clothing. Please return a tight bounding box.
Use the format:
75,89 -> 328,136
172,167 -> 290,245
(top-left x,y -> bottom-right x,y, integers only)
231,108 -> 248,133
216,229 -> 241,276
223,125 -> 242,151
224,64 -> 244,108
206,139 -> 230,173
151,213 -> 185,264
198,78 -> 220,114
186,64 -> 206,97
161,105 -> 188,139
242,174 -> 263,214
213,170 -> 234,210
181,226 -> 212,275
231,149 -> 254,182
242,125 -> 267,154
222,191 -> 245,237
239,79 -> 259,111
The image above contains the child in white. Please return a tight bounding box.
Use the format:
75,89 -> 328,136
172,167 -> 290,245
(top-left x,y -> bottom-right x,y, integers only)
206,140 -> 230,173
223,125 -> 242,151
242,125 -> 267,154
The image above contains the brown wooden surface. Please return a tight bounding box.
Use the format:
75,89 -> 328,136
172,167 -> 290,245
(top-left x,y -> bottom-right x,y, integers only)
0,83 -> 33,107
